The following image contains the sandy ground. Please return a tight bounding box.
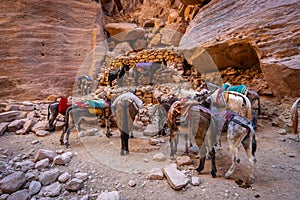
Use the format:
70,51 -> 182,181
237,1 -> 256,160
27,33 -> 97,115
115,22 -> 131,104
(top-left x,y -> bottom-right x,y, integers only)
1,115 -> 299,200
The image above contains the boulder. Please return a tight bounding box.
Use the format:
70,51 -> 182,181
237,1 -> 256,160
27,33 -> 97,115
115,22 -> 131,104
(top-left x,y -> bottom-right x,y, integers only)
0,111 -> 22,123
0,171 -> 26,194
163,163 -> 189,190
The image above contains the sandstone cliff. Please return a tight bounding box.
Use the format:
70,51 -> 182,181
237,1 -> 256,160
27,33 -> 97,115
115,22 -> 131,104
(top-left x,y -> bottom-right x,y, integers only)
181,0 -> 300,97
0,0 -> 105,100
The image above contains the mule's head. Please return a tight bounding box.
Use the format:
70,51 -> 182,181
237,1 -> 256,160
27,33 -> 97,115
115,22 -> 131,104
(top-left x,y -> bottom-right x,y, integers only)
211,88 -> 227,109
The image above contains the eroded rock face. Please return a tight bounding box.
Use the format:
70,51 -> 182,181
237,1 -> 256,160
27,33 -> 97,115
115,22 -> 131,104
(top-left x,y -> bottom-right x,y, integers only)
0,0 -> 105,100
181,0 -> 300,97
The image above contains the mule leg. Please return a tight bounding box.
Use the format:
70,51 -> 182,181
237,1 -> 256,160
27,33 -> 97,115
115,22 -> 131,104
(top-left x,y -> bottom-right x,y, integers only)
209,148 -> 217,177
120,131 -> 126,155
195,144 -> 207,173
124,132 -> 129,154
49,111 -> 58,132
105,118 -> 112,137
65,124 -> 75,148
225,144 -> 238,178
242,136 -> 257,182
60,130 -> 65,145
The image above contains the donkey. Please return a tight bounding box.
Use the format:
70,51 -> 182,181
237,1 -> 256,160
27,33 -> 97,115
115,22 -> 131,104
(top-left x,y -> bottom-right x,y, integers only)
78,75 -> 92,96
60,99 -> 112,148
108,64 -> 130,87
198,110 -> 257,183
111,92 -> 143,155
133,59 -> 167,86
47,97 -> 72,132
291,98 -> 300,142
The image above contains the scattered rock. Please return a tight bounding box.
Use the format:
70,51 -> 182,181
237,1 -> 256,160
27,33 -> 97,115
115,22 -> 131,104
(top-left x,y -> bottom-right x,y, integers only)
64,178 -> 84,192
34,149 -> 55,162
163,163 -> 189,190
128,180 -> 136,187
41,182 -> 62,197
153,152 -> 166,162
29,180 -> 42,195
97,191 -> 120,200
35,158 -> 49,170
7,119 -> 25,132
276,128 -> 287,135
7,189 -> 29,200
176,156 -> 193,166
14,160 -> 35,172
74,172 -> 88,181
35,130 -> 50,137
191,176 -> 201,186
38,168 -> 61,186
53,152 -> 72,165
0,171 -> 26,194
0,111 -> 22,123
58,172 -> 71,183
146,168 -> 164,180
0,122 -> 9,136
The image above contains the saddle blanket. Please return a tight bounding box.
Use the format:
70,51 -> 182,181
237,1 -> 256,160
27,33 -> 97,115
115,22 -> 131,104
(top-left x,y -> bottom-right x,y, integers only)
135,62 -> 153,72
86,99 -> 109,108
111,92 -> 143,109
222,83 -> 248,95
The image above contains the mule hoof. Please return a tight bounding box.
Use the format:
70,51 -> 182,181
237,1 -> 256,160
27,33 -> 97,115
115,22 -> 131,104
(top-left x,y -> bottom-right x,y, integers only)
210,171 -> 216,178
106,133 -> 112,138
237,158 -> 241,163
65,143 -> 71,148
60,141 -> 64,145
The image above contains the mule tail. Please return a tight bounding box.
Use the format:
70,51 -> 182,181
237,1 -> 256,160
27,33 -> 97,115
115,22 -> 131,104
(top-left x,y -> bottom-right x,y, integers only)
47,103 -> 52,120
248,123 -> 257,156
291,98 -> 300,136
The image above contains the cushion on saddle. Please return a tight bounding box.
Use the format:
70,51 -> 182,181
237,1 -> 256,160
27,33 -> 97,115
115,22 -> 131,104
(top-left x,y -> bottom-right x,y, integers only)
76,101 -> 89,109
58,97 -> 71,115
86,99 -> 107,108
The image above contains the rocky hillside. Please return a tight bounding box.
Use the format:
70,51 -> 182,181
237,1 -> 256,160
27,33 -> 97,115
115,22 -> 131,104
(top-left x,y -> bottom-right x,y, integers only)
0,0 -> 299,100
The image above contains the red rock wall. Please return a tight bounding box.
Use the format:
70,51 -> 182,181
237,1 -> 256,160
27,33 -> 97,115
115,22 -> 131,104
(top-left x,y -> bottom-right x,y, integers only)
0,0 -> 105,100
182,0 -> 300,97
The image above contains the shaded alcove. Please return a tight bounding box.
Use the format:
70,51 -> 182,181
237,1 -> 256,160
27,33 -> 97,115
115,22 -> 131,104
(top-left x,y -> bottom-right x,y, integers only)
205,41 -> 261,72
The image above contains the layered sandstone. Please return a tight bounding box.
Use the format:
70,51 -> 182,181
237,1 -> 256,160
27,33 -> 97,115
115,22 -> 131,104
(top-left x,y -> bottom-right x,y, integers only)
181,0 -> 300,97
0,0 -> 105,100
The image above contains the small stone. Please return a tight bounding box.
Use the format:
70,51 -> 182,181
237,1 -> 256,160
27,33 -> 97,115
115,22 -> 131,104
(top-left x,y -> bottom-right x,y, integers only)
128,180 -> 136,187
58,172 -> 71,183
29,180 -> 42,195
31,140 -> 39,145
35,158 -> 49,170
75,172 -> 89,181
64,178 -> 84,192
191,176 -> 201,186
153,152 -> 166,162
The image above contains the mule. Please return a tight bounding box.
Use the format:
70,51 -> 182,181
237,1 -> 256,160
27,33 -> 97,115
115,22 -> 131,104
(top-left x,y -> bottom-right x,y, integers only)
60,100 -> 112,148
291,98 -> 300,142
133,60 -> 167,86
198,110 -> 257,183
78,75 -> 92,96
167,88 -> 227,177
47,97 -> 72,132
108,64 -> 130,87
222,83 -> 260,128
111,92 -> 143,155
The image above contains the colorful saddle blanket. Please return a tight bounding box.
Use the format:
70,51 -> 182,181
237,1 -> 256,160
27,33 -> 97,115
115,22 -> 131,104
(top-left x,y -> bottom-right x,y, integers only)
222,83 -> 248,95
135,62 -> 153,72
86,99 -> 109,108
